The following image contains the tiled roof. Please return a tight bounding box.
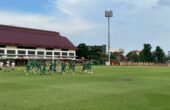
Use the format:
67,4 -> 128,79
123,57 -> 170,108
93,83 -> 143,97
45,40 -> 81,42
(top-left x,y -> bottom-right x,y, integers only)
0,24 -> 76,50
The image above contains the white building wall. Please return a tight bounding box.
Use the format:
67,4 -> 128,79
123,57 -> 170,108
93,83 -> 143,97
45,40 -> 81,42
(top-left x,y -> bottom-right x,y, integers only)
0,46 -> 76,60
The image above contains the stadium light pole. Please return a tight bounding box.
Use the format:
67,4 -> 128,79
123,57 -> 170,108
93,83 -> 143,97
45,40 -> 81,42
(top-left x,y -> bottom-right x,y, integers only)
105,10 -> 113,65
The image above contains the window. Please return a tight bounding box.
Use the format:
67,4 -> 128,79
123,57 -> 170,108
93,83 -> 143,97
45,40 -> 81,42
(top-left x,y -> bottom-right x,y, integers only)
7,50 -> 15,54
0,50 -> 4,54
28,51 -> 35,55
0,45 -> 6,48
62,52 -> 67,56
7,50 -> 15,57
54,52 -> 60,56
69,53 -> 74,56
46,52 -> 52,56
69,53 -> 74,58
62,52 -> 67,58
18,50 -> 26,54
37,51 -> 44,55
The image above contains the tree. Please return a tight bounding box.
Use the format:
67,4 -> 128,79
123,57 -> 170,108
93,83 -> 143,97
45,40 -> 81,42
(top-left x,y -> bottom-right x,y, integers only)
139,44 -> 153,62
76,43 -> 88,59
153,46 -> 166,63
88,46 -> 107,65
76,44 -> 107,65
126,51 -> 139,62
110,52 -> 117,61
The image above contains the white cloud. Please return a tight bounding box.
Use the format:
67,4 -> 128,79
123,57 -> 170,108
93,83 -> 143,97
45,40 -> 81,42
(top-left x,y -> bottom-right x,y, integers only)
55,0 -> 80,17
0,0 -> 159,36
0,0 -> 97,36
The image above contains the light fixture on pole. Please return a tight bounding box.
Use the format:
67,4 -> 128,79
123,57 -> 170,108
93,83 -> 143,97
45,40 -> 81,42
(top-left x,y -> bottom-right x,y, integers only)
105,10 -> 113,65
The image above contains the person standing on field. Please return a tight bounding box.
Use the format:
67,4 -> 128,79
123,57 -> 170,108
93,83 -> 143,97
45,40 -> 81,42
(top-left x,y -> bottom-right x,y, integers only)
0,61 -> 3,71
52,60 -> 57,73
25,59 -> 31,76
81,61 -> 86,72
61,61 -> 66,75
42,61 -> 47,74
48,60 -> 53,73
36,60 -> 41,73
5,60 -> 10,72
30,59 -> 34,72
88,60 -> 93,74
11,60 -> 15,70
71,60 -> 75,75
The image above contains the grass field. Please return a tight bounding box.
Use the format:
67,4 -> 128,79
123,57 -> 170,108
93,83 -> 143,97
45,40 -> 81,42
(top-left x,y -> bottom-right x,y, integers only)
0,66 -> 170,110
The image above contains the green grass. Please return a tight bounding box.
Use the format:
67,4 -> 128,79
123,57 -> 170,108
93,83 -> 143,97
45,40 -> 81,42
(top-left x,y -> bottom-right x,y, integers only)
0,66 -> 170,110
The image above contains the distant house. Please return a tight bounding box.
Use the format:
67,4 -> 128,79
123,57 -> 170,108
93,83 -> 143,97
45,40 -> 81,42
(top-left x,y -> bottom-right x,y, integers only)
0,24 -> 76,64
111,52 -> 126,64
128,50 -> 141,55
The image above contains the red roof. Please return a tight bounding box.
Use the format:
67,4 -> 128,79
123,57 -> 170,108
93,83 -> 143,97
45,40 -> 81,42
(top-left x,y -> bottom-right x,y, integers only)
0,24 -> 76,50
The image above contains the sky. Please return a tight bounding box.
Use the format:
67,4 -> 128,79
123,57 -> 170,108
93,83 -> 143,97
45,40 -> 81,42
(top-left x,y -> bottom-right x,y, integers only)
0,0 -> 170,54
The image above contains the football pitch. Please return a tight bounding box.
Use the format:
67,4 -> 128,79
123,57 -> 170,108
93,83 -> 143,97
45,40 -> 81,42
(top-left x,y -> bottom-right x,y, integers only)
0,66 -> 170,110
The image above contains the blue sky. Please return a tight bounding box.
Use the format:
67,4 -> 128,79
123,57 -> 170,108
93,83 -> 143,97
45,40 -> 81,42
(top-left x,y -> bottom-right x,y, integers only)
0,0 -> 170,54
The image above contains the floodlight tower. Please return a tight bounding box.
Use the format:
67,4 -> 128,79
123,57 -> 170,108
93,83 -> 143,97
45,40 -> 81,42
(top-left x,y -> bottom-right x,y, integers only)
105,10 -> 113,65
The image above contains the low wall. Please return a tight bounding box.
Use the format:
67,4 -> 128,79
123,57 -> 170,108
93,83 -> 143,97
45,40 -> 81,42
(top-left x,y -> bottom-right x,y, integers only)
116,62 -> 168,66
